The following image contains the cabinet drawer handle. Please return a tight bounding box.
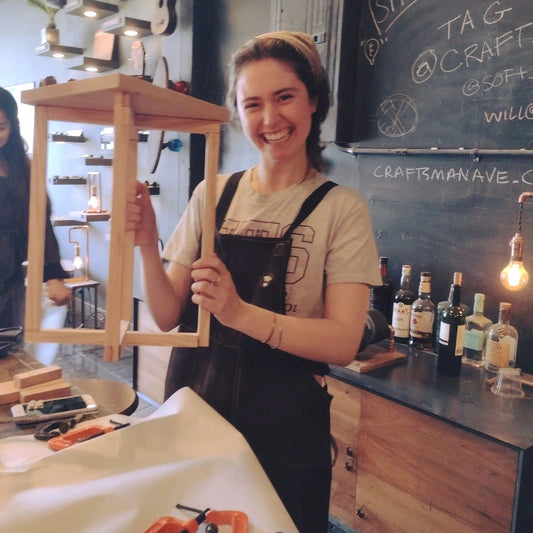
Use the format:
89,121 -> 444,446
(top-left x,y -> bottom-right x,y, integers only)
344,460 -> 354,472
345,446 -> 353,457
356,507 -> 365,519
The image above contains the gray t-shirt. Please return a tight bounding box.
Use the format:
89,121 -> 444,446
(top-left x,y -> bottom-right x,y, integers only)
162,168 -> 382,319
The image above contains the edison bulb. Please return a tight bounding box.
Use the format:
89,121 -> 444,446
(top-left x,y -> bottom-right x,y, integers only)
87,185 -> 100,212
73,250 -> 84,271
500,260 -> 529,291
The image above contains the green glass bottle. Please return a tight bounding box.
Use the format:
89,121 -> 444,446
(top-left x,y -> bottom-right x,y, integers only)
437,272 -> 466,376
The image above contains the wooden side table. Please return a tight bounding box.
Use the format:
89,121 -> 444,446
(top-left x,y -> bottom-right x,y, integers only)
22,74 -> 229,361
64,279 -> 100,329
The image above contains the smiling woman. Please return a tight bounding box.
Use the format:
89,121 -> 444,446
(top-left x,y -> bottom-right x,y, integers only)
125,30 -> 381,533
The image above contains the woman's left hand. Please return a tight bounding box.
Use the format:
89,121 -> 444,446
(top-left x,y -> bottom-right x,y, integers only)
190,254 -> 243,326
46,279 -> 72,306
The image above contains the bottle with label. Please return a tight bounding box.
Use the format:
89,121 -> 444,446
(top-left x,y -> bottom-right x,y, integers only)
462,293 -> 493,367
391,265 -> 415,344
434,275 -> 470,351
483,302 -> 518,372
409,272 -> 435,350
437,272 -> 466,376
369,256 -> 394,323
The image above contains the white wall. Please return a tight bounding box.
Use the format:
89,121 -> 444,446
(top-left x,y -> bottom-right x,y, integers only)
0,0 -> 195,305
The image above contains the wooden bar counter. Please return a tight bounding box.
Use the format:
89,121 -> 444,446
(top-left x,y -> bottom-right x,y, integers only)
328,344 -> 533,533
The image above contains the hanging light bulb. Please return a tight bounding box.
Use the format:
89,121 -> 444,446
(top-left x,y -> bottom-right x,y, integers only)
500,232 -> 529,291
73,243 -> 84,271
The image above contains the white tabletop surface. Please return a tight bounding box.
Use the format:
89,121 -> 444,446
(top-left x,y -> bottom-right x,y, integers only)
0,388 -> 297,533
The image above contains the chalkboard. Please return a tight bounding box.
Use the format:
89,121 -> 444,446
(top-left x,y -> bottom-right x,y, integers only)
330,0 -> 533,373
336,0 -> 533,149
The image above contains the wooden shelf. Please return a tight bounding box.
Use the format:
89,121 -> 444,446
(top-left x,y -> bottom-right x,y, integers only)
52,176 -> 87,185
85,156 -> 113,166
69,210 -> 111,222
51,133 -> 86,143
52,216 -> 87,227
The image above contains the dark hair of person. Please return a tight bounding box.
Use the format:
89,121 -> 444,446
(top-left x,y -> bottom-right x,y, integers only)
0,87 -> 30,232
226,37 -> 331,171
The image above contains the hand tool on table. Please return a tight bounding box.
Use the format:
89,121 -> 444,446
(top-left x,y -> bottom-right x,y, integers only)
144,503 -> 248,533
47,419 -> 130,451
34,412 -> 85,441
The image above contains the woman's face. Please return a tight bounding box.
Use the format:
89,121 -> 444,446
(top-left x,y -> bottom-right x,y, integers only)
0,110 -> 11,151
235,58 -> 317,165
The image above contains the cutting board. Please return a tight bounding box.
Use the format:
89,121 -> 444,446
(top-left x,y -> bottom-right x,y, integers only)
347,344 -> 407,373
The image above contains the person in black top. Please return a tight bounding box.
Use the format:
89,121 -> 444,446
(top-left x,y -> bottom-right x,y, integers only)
0,86 -> 70,330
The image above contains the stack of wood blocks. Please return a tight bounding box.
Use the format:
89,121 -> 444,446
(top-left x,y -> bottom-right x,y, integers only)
0,365 -> 71,405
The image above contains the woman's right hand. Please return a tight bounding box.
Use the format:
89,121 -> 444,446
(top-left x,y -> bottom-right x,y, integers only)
126,181 -> 158,248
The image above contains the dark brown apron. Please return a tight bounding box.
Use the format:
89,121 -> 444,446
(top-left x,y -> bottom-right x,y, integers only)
165,172 -> 337,532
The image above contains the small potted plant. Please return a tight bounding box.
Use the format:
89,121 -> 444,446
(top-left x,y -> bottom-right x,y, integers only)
26,0 -> 67,44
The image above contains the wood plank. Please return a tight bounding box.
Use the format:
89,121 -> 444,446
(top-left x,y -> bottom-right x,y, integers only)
103,91 -> 136,361
19,379 -> 71,402
347,344 -> 407,373
197,131 -> 220,346
13,365 -> 62,388
0,381 -> 20,405
24,105 -> 48,332
354,392 -> 517,533
21,74 -> 230,123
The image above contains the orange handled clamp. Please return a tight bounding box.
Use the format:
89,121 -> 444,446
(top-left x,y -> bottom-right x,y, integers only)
47,422 -> 130,451
144,505 -> 248,533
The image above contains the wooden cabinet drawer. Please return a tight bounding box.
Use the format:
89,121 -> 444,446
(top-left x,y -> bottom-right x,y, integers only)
354,391 -> 517,533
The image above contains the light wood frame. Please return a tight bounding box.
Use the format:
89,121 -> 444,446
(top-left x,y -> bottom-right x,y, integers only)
22,74 -> 230,361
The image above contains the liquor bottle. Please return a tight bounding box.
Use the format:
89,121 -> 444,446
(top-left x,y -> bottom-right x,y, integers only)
462,293 -> 492,367
391,265 -> 415,344
409,272 -> 435,350
437,272 -> 466,376
434,275 -> 470,351
369,256 -> 394,323
483,302 -> 518,372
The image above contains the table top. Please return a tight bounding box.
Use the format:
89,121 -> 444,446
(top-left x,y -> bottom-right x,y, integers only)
330,343 -> 533,451
0,346 -> 137,438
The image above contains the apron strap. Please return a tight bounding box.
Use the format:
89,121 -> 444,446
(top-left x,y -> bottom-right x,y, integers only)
216,170 -> 245,230
215,171 -> 338,236
282,180 -> 338,239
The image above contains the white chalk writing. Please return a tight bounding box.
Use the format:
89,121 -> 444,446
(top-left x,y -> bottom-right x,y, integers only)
373,164 -> 533,185
484,103 -> 533,123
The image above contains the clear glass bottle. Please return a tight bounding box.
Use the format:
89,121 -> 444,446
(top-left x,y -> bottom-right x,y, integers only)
462,293 -> 492,367
437,272 -> 466,376
409,272 -> 435,350
483,302 -> 518,372
369,256 -> 394,323
391,265 -> 415,344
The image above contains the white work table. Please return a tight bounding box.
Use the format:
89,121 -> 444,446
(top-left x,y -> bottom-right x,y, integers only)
0,388 -> 296,533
